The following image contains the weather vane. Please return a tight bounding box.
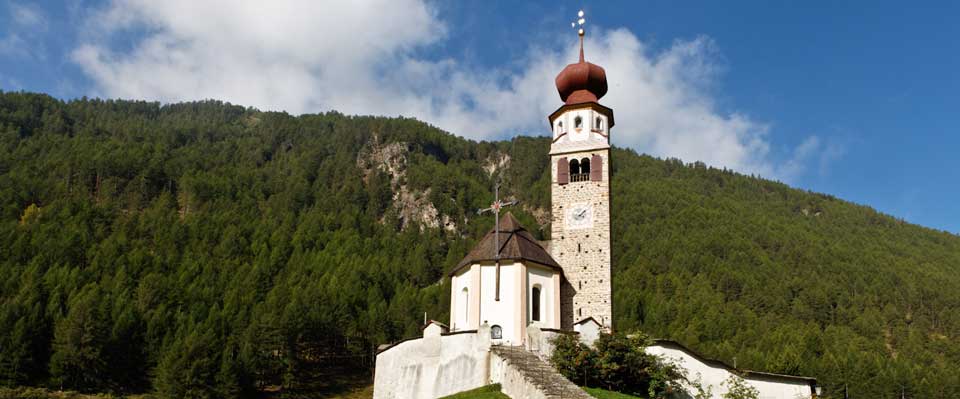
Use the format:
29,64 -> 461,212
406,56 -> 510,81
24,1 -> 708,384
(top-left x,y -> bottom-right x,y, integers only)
571,9 -> 585,37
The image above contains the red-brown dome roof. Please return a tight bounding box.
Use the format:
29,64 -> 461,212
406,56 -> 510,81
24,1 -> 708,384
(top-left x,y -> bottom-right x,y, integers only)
555,45 -> 608,105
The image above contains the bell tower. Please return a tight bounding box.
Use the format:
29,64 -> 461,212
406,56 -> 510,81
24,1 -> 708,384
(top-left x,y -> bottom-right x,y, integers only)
549,11 -> 614,330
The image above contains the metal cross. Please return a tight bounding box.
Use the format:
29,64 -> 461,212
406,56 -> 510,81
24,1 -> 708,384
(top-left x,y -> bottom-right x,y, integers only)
477,182 -> 518,301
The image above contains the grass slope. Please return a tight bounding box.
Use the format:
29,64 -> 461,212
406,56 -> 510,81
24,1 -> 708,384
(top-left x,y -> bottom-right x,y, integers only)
584,387 -> 644,398
441,384 -> 509,399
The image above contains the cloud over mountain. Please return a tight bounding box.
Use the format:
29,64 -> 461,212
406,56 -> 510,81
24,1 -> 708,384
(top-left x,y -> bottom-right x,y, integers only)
73,0 -> 818,180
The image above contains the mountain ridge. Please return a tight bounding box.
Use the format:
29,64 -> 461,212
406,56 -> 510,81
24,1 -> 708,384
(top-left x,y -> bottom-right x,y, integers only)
1,91 -> 958,398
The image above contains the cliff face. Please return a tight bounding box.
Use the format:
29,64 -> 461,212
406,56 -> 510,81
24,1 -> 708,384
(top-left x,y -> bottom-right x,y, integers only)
357,136 -> 456,232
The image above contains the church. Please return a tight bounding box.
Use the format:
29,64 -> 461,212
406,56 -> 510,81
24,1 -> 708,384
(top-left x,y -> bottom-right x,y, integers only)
374,13 -> 819,399
447,20 -> 614,343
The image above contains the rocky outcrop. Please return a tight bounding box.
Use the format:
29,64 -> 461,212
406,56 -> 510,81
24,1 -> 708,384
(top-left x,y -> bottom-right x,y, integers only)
357,135 -> 457,232
483,152 -> 511,177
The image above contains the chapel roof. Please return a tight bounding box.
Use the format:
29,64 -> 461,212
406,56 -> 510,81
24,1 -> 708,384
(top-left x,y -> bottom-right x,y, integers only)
450,212 -> 561,276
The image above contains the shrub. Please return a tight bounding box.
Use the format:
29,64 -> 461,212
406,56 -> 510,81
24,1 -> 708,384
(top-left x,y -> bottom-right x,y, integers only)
721,375 -> 759,399
550,331 -> 685,398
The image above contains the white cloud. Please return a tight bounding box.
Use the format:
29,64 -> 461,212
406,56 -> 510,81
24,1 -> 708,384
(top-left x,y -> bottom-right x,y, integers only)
10,3 -> 47,30
0,2 -> 48,58
778,136 -> 821,182
0,33 -> 27,57
773,135 -> 847,181
73,0 -> 442,118
72,0 -> 827,180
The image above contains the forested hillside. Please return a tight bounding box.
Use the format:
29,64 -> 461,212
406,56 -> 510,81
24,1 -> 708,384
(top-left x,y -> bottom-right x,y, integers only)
0,91 -> 958,398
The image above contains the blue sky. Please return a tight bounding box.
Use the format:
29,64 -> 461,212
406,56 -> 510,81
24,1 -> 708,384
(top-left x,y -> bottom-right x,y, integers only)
1,0 -> 958,234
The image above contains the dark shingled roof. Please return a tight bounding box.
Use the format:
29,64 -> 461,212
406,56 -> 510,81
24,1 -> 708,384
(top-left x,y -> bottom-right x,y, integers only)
450,212 -> 561,276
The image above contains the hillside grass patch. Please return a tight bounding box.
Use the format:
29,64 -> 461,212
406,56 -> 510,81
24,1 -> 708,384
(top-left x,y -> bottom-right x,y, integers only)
440,384 -> 509,398
584,387 -> 645,398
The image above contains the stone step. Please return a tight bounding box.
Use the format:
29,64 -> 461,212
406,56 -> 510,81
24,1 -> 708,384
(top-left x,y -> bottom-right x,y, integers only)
491,346 -> 593,399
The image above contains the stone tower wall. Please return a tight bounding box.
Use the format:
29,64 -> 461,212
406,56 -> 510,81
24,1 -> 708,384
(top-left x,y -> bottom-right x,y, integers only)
550,149 -> 612,330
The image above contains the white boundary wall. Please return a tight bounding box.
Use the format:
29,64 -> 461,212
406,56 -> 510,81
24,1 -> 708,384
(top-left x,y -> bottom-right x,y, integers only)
527,330 -> 815,399
646,343 -> 815,399
375,324 -> 815,399
373,325 -> 492,399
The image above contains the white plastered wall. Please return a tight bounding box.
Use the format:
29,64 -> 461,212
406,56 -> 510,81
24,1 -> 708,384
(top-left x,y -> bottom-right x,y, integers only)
373,327 -> 492,399
645,344 -> 813,399
527,264 -> 560,329
450,268 -> 473,331
478,262 -> 520,344
553,107 -> 609,142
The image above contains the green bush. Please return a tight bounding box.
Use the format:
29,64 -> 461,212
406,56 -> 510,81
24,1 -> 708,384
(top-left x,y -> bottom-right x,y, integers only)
720,375 -> 759,399
550,332 -> 684,398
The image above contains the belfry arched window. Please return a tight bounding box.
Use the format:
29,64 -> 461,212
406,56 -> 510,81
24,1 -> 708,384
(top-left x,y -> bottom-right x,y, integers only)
556,121 -> 563,134
595,116 -> 603,130
570,158 -> 589,182
574,116 -> 583,129
531,285 -> 542,322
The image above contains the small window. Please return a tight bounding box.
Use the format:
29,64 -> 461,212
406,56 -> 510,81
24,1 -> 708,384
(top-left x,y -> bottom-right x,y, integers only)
580,157 -> 590,175
569,158 -> 580,175
531,286 -> 542,322
595,117 -> 602,129
557,121 -> 563,133
574,116 -> 583,129
491,325 -> 502,339
459,287 -> 469,327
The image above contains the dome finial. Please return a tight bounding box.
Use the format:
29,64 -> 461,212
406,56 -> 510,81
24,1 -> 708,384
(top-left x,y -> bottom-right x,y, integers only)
573,9 -> 586,62
556,8 -> 606,105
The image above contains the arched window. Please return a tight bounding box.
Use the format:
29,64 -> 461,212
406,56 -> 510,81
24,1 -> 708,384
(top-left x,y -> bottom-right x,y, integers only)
558,120 -> 563,132
458,287 -> 469,328
531,285 -> 542,322
574,116 -> 583,129
491,325 -> 502,339
595,116 -> 603,130
570,158 -> 588,182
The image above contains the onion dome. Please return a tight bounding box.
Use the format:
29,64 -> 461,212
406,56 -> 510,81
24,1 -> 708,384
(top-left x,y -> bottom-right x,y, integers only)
555,32 -> 608,105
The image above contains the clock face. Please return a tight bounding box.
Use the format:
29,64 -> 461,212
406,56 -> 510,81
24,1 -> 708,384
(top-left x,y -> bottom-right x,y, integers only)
565,203 -> 593,230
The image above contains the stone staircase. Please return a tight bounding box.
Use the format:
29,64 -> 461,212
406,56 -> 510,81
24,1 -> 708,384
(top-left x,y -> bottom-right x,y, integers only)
491,346 -> 593,399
